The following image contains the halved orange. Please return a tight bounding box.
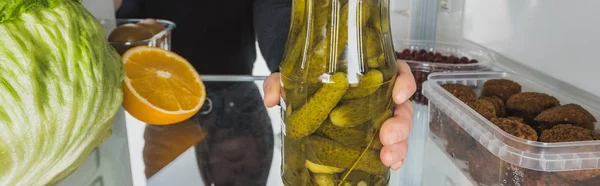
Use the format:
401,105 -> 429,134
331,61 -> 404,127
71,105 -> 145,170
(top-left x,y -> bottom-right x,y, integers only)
122,46 -> 206,125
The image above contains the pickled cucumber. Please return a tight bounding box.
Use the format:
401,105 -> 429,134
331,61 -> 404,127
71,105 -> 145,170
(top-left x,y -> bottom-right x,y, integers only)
357,180 -> 368,186
284,136 -> 306,171
309,0 -> 332,48
307,136 -> 388,175
284,166 -> 310,186
363,28 -> 384,68
286,72 -> 349,140
312,173 -> 338,186
306,160 -> 346,173
335,2 -> 370,59
343,70 -> 384,100
381,64 -> 397,84
280,23 -> 308,84
335,3 -> 349,58
330,88 -> 392,128
285,84 -> 321,110
281,0 -> 329,85
343,170 -> 374,183
290,0 -> 306,41
283,135 -> 310,185
329,97 -> 371,127
366,53 -> 385,71
316,120 -> 370,147
300,0 -> 336,84
376,54 -> 385,68
367,2 -> 381,33
371,137 -> 383,150
372,109 -> 393,130
303,38 -> 332,84
372,175 -> 387,186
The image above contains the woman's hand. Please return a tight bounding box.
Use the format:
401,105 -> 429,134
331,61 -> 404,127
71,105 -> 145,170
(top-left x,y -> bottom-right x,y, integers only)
263,60 -> 416,170
113,0 -> 122,11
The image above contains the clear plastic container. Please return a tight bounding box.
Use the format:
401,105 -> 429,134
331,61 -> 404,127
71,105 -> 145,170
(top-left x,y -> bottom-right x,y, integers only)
98,19 -> 176,55
395,40 -> 494,105
279,0 -> 396,185
422,71 -> 600,186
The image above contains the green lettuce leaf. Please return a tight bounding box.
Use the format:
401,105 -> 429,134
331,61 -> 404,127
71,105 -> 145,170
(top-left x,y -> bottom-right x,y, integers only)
0,0 -> 124,185
0,0 -> 83,23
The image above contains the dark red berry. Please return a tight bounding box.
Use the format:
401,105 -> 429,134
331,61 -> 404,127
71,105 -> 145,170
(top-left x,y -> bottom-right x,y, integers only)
426,56 -> 434,62
441,56 -> 448,62
470,59 -> 478,64
450,57 -> 459,64
419,49 -> 427,54
401,52 -> 411,58
414,55 -> 423,61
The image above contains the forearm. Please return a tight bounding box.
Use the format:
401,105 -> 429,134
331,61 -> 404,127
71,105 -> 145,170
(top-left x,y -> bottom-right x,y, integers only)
254,0 -> 292,73
113,0 -> 122,11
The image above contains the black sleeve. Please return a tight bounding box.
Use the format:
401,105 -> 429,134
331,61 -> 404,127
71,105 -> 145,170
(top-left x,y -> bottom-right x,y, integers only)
116,0 -> 144,18
253,0 -> 292,73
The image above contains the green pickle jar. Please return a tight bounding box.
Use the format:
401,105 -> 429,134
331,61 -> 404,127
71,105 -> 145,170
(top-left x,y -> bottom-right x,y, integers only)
280,0 -> 396,185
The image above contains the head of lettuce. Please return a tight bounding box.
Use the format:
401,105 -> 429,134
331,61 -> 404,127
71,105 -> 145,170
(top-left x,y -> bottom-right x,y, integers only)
0,0 -> 124,185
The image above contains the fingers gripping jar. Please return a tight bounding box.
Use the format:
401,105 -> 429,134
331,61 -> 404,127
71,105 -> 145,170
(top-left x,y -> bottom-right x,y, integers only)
279,0 -> 396,185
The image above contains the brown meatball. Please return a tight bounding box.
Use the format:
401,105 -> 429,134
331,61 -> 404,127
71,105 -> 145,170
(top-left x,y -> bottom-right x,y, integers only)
506,92 -> 560,122
506,116 -> 525,123
481,96 -> 506,117
466,145 -> 499,186
532,173 -> 572,186
445,124 -> 476,161
468,99 -> 497,120
534,103 -> 597,131
467,153 -> 497,185
441,84 -> 477,103
503,165 -> 542,186
539,124 -> 595,143
491,118 -> 538,141
581,176 -> 600,185
481,79 -> 522,102
557,169 -> 600,182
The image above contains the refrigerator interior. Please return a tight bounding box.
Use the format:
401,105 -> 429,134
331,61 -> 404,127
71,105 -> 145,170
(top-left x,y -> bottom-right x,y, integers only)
391,0 -> 600,185
393,0 -> 600,98
64,0 -> 600,185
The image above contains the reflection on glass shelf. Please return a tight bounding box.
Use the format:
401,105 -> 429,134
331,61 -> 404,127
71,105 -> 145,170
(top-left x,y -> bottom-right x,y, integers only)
140,80 -> 277,186
199,75 -> 268,82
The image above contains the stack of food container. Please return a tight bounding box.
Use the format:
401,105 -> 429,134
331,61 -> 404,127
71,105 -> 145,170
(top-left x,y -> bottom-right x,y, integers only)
392,40 -> 495,185
421,71 -> 600,185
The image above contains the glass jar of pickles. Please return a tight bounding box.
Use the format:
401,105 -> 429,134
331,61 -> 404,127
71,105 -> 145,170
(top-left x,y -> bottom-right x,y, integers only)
280,0 -> 396,185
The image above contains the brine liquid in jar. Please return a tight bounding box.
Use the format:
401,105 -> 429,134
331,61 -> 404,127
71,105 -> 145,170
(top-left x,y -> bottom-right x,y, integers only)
279,0 -> 397,185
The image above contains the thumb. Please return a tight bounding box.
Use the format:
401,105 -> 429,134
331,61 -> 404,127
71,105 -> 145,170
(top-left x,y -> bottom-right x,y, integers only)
263,73 -> 281,107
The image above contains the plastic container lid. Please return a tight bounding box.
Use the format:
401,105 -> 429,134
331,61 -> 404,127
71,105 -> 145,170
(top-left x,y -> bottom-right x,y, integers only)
422,71 -> 600,172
